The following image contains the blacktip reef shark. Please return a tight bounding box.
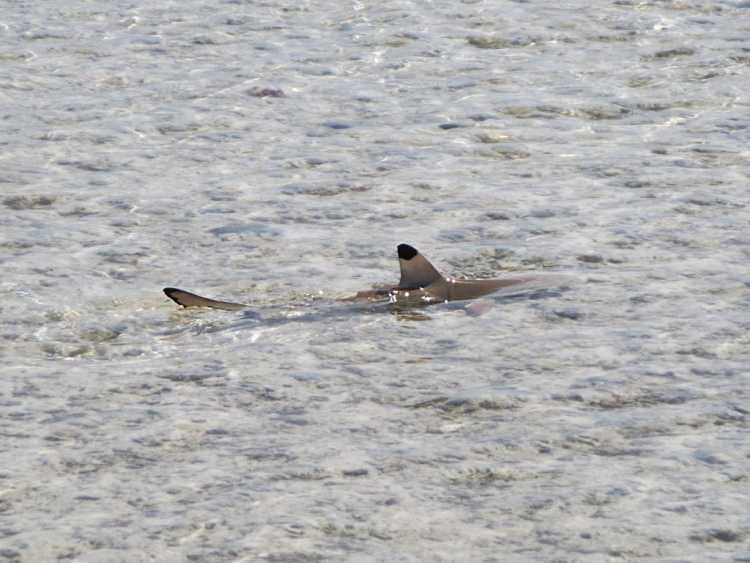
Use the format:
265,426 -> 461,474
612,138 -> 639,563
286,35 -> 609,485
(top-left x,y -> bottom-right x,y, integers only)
163,244 -> 553,312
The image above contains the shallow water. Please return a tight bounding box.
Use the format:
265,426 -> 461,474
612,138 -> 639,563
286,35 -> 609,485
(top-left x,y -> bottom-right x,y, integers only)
2,0 -> 749,560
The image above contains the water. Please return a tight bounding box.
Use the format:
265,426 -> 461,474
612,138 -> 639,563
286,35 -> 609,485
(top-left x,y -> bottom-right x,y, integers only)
2,0 -> 749,560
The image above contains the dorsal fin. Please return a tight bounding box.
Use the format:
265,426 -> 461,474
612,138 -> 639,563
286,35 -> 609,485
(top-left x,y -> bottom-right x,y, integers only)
397,244 -> 444,288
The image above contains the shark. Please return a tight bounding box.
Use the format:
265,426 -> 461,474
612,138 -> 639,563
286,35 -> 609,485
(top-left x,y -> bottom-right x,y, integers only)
163,243 -> 547,311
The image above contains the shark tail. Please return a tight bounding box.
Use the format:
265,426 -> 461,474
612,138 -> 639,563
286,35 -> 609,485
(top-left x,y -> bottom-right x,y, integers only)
163,287 -> 247,311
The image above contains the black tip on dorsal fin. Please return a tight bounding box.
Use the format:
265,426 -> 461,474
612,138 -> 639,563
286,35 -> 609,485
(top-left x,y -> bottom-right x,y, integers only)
396,243 -> 443,288
397,244 -> 419,261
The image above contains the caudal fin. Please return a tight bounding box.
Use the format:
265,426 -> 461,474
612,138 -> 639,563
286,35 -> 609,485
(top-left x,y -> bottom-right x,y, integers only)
397,244 -> 443,289
163,287 -> 247,311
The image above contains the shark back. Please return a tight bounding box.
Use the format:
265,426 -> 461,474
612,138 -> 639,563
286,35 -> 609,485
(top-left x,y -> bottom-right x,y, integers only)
437,277 -> 539,301
389,276 -> 539,305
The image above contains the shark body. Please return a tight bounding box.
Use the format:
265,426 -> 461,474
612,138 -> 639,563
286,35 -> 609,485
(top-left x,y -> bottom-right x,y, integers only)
164,244 -> 544,311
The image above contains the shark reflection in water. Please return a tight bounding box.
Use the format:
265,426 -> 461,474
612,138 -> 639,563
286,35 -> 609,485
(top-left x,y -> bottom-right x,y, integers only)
164,244 -> 560,312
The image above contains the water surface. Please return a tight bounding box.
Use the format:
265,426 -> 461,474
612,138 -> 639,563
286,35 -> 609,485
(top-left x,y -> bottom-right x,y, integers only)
1,0 -> 749,560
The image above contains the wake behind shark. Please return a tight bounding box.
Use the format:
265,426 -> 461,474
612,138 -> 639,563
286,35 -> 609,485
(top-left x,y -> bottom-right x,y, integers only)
164,244 -> 553,311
